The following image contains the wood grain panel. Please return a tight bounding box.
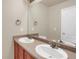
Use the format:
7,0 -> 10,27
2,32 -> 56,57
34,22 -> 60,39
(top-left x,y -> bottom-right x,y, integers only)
14,41 -> 35,59
18,46 -> 24,59
24,50 -> 27,59
24,50 -> 35,59
26,52 -> 34,59
14,41 -> 19,59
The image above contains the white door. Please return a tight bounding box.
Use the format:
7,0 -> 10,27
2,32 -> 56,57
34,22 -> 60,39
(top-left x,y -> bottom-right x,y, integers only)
61,6 -> 76,43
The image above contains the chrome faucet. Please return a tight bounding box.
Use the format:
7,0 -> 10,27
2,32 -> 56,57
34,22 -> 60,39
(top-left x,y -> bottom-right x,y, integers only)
49,40 -> 61,49
49,41 -> 57,48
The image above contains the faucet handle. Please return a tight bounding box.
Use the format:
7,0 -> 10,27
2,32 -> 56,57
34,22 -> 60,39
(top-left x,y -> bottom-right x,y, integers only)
58,40 -> 63,43
49,41 -> 56,48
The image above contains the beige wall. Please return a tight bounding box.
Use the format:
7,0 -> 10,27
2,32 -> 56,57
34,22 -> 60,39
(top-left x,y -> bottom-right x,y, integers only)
2,0 -> 28,59
48,0 -> 76,40
29,3 -> 49,37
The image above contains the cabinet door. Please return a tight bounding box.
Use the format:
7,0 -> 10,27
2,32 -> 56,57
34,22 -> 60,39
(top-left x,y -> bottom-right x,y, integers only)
27,53 -> 34,59
14,41 -> 19,59
24,50 -> 34,59
18,46 -> 24,59
24,51 -> 27,59
14,41 -> 35,59
14,41 -> 24,59
61,6 -> 76,43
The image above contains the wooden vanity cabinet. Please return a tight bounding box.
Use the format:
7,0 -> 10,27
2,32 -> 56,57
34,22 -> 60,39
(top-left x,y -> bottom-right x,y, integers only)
24,50 -> 35,59
14,41 -> 35,59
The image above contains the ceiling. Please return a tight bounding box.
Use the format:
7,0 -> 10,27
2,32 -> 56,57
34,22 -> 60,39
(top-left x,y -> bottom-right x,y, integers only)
41,0 -> 67,7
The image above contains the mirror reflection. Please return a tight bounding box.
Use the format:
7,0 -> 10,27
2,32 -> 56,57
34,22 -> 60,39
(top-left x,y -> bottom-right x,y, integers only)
27,0 -> 76,44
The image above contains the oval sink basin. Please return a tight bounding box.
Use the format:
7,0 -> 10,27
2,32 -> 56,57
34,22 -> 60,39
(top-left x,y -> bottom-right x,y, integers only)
35,44 -> 68,59
19,37 -> 34,43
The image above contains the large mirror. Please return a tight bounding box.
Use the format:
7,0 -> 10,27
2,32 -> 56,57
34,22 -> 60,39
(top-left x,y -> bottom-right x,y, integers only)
27,0 -> 76,43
